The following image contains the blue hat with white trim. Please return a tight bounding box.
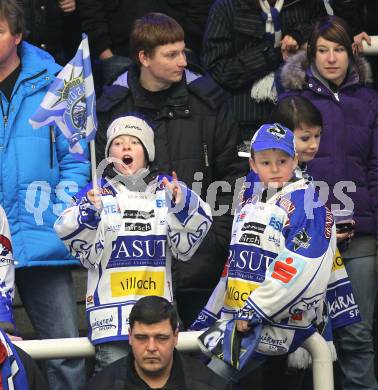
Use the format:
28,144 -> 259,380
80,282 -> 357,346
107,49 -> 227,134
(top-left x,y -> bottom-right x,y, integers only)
250,123 -> 296,157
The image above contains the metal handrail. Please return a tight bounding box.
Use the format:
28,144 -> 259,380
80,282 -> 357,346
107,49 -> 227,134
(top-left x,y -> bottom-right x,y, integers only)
13,331 -> 333,390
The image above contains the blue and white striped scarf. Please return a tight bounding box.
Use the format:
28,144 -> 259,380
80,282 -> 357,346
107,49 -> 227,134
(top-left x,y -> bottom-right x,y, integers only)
251,0 -> 284,103
323,0 -> 334,15
259,0 -> 284,48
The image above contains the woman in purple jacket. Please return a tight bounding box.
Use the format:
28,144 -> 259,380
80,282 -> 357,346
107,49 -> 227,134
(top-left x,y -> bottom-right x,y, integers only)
280,15 -> 378,390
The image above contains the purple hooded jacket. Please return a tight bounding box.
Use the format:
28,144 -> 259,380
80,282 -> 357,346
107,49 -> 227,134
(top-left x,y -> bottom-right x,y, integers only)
280,50 -> 378,241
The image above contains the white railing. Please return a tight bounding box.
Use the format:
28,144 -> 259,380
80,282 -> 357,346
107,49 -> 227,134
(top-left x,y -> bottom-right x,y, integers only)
302,332 -> 334,390
13,331 -> 333,390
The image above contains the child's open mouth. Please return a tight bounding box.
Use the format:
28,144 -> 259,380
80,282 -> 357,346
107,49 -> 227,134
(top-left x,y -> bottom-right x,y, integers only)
122,156 -> 133,165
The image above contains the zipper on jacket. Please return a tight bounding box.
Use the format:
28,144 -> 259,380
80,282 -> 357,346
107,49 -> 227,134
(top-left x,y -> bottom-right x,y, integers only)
0,96 -> 7,125
334,92 -> 340,101
203,143 -> 209,167
167,281 -> 173,302
49,125 -> 55,168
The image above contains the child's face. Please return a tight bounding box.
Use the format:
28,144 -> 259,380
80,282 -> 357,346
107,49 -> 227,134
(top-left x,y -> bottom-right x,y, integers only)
109,135 -> 147,176
294,124 -> 322,163
249,149 -> 298,188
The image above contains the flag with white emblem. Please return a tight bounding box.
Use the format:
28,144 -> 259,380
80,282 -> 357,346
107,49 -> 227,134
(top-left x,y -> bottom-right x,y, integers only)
29,34 -> 97,160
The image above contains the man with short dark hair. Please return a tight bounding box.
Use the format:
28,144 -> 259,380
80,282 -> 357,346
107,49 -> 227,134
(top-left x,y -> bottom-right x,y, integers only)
85,296 -> 232,389
95,12 -> 246,328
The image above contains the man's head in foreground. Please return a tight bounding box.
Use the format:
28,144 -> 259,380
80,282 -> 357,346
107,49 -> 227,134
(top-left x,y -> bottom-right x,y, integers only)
129,296 -> 178,386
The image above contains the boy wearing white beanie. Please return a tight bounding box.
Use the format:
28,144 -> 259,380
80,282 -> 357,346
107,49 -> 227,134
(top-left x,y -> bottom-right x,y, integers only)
54,115 -> 213,372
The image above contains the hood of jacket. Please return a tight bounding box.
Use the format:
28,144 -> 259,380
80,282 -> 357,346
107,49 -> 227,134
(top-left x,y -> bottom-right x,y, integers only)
18,41 -> 61,86
280,49 -> 373,91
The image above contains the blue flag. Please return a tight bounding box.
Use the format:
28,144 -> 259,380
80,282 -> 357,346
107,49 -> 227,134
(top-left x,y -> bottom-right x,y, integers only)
0,330 -> 29,390
29,34 -> 97,160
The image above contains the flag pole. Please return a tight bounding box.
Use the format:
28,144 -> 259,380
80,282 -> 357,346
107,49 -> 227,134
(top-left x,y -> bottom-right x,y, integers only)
90,140 -> 98,192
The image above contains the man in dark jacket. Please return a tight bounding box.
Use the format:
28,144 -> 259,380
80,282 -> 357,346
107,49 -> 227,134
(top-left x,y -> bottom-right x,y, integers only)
202,0 -> 327,142
95,12 -> 246,328
20,0 -> 81,65
85,296 -> 232,390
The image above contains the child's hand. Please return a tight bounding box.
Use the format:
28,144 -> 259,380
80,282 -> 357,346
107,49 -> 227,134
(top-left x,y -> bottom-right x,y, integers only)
236,319 -> 251,333
86,189 -> 102,210
162,171 -> 182,204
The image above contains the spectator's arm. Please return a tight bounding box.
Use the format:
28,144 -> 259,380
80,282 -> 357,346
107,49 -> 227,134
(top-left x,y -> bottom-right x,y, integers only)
54,187 -> 107,269
76,0 -> 112,58
164,178 -> 213,261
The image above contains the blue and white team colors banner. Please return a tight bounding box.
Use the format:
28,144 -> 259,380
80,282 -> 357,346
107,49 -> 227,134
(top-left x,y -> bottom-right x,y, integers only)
29,34 -> 97,160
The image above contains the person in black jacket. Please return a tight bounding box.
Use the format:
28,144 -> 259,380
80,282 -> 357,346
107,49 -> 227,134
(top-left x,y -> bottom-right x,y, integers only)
201,0 -> 327,142
85,296 -> 232,390
95,12 -> 246,329
20,0 -> 82,65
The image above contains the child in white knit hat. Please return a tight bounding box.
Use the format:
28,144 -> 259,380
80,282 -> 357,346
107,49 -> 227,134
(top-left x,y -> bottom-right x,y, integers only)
54,114 -> 212,372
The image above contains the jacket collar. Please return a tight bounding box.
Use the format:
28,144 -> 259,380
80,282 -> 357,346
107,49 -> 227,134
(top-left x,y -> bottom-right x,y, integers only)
127,349 -> 186,389
281,49 -> 373,92
127,64 -> 189,110
17,42 -> 61,93
98,64 -> 191,114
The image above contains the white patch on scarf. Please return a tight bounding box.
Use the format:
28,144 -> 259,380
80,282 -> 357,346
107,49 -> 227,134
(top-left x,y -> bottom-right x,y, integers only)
251,0 -> 284,102
259,0 -> 284,47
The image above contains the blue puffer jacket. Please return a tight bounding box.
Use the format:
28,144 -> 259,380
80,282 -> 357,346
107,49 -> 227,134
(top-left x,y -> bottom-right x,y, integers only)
0,42 -> 90,268
280,50 -> 378,241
